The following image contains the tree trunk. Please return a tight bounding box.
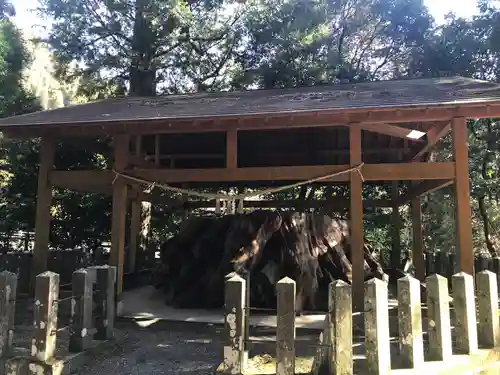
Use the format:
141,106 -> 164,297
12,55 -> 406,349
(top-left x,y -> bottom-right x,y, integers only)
152,210 -> 387,311
129,0 -> 156,96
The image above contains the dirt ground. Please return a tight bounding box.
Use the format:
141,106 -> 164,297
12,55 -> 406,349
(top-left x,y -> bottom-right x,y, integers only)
76,320 -> 225,375
73,319 -> 321,375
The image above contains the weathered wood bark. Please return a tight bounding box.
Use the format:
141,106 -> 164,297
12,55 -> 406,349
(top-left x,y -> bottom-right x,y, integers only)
152,210 -> 386,311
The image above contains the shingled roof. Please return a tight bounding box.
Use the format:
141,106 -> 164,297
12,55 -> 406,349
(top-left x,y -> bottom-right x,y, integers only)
1,76 -> 500,128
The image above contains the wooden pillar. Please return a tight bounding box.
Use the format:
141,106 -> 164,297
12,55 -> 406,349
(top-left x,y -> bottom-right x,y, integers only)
129,200 -> 140,273
328,280 -> 353,374
69,269 -> 92,352
237,199 -> 244,214
397,275 -> 424,368
276,277 -> 296,375
476,271 -> 500,348
0,271 -> 17,358
390,181 -> 401,269
227,129 -> 238,169
223,274 -> 246,374
32,136 -> 56,285
349,126 -> 364,311
181,183 -> 190,220
452,117 -> 474,275
129,136 -> 140,272
94,265 -> 116,340
452,272 -> 478,354
411,197 -> 425,281
110,135 -> 129,302
426,274 -> 452,361
154,135 -> 160,166
33,271 -> 59,362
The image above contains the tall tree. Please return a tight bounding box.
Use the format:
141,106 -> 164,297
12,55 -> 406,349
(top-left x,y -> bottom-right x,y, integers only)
38,0 -> 245,96
0,6 -> 41,246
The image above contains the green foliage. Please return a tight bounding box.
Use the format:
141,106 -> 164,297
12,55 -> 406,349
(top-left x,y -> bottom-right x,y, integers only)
38,0 -> 245,95
0,10 -> 111,251
0,20 -> 40,116
232,0 -> 433,88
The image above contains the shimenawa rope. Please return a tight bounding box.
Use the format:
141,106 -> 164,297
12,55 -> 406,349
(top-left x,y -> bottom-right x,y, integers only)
111,163 -> 365,201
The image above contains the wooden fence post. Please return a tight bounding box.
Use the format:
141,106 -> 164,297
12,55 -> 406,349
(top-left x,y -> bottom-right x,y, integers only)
276,277 -> 296,375
225,272 -> 238,281
439,251 -> 449,275
446,253 -> 455,288
0,271 -> 17,358
94,266 -> 116,340
69,269 -> 93,352
475,254 -> 490,273
426,274 -> 452,361
476,271 -> 500,348
32,271 -> 59,362
223,274 -> 246,375
397,275 -> 424,368
328,280 -> 353,375
425,252 -> 433,276
452,272 -> 478,354
364,278 -> 391,375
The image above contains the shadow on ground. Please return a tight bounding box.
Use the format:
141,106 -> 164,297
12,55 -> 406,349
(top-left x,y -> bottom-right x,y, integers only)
76,320 -> 225,375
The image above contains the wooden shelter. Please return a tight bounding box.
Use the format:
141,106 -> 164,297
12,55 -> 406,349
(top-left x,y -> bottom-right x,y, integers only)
1,75 -> 500,310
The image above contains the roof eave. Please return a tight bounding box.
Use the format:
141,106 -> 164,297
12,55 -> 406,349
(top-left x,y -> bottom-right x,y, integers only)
2,100 -> 500,138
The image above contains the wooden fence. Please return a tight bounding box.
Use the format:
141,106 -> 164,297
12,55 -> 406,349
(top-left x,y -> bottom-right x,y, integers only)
421,252 -> 500,284
221,271 -> 500,375
0,265 -> 117,375
0,250 -> 109,293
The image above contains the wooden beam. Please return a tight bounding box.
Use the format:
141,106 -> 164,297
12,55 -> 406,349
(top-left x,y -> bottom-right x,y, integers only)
49,176 -> 394,210
452,117 -> 474,275
110,135 -> 129,299
395,179 -> 454,206
227,129 -> 237,168
54,182 -> 154,204
156,197 -> 392,210
349,126 -> 364,311
5,102 -> 500,138
410,122 -> 451,161
50,162 -> 455,186
357,123 -> 425,142
411,195 -> 425,282
129,148 -> 411,165
31,136 -> 56,287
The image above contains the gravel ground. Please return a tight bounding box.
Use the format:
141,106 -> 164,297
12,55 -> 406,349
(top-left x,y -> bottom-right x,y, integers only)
76,320 -> 225,375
